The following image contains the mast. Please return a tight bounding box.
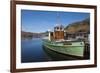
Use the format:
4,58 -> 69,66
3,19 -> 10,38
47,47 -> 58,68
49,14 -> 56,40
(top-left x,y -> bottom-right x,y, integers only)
57,12 -> 61,26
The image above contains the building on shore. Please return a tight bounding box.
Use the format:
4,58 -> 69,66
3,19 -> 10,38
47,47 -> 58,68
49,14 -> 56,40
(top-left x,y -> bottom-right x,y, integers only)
64,31 -> 89,41
48,24 -> 90,42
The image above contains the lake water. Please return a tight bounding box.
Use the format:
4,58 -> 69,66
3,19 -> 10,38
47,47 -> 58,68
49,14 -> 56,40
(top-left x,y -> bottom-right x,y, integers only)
21,38 -> 83,63
21,38 -> 51,63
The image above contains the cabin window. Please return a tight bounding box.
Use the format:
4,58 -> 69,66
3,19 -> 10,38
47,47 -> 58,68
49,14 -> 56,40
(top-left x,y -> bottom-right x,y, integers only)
57,27 -> 59,30
51,33 -> 53,36
60,27 -> 62,30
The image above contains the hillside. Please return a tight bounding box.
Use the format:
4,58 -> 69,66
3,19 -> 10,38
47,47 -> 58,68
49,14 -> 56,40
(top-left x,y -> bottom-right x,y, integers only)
21,31 -> 41,39
64,18 -> 90,33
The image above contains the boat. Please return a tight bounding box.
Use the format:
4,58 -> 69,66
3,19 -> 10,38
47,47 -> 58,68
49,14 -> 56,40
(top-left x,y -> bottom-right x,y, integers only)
43,39 -> 85,59
42,13 -> 89,59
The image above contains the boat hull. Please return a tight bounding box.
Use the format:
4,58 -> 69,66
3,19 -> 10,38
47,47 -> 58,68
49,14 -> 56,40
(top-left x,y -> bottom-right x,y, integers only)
43,40 -> 85,59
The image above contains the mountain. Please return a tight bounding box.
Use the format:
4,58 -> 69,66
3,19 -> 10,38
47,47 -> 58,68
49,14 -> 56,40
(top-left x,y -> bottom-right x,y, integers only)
21,31 -> 48,39
21,31 -> 32,39
21,31 -> 40,38
64,18 -> 90,33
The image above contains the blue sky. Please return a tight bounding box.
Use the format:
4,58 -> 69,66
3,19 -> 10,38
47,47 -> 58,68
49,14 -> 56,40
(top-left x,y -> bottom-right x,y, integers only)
21,10 -> 90,33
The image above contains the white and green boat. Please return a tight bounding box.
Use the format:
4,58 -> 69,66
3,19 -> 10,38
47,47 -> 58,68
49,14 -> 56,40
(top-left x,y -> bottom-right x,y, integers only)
43,40 -> 85,59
